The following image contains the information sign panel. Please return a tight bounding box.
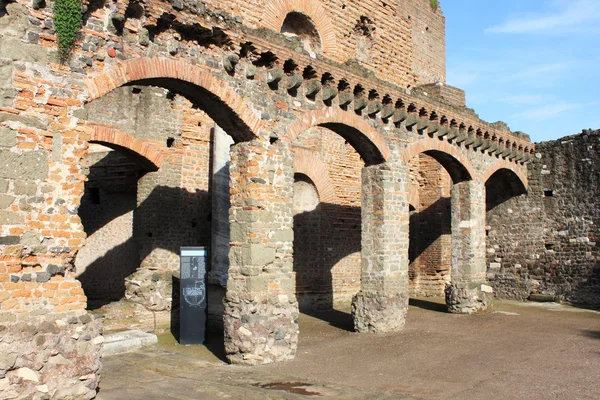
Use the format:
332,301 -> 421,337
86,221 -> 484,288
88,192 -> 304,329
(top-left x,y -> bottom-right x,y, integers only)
179,247 -> 207,344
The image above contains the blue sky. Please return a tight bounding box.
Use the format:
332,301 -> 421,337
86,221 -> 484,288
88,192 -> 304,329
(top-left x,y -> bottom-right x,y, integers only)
443,0 -> 600,143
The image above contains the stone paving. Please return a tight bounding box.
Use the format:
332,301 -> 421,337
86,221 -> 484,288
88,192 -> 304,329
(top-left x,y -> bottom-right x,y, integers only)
97,299 -> 600,400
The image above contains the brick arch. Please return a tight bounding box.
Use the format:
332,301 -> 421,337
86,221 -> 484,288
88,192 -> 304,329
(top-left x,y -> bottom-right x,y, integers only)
401,138 -> 475,183
292,148 -> 336,204
90,125 -> 165,171
85,58 -> 263,143
284,108 -> 391,166
262,0 -> 337,57
480,160 -> 528,190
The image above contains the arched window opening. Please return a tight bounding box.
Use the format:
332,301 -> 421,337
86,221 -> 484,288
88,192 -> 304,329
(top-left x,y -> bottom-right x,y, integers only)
293,173 -> 320,214
281,12 -> 322,56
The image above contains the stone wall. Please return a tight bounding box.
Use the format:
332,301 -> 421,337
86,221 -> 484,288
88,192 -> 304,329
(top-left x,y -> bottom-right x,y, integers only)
487,130 -> 600,308
0,0 -> 536,395
0,314 -> 104,400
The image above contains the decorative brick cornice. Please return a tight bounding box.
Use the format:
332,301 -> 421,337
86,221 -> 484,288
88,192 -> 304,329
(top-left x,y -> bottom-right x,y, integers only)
246,33 -> 535,159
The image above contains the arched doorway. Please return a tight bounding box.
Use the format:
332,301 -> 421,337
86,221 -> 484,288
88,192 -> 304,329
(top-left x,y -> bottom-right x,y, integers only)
408,153 -> 452,297
78,59 -> 262,335
286,109 -> 409,334
484,166 -> 528,298
291,130 -> 363,313
402,139 -> 492,314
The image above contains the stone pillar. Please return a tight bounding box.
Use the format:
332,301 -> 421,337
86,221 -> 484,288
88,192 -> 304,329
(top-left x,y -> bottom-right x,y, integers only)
207,125 -> 234,327
352,161 -> 410,333
223,140 -> 299,365
446,179 -> 493,313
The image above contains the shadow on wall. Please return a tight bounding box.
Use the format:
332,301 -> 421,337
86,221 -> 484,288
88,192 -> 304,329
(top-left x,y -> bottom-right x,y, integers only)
293,201 -> 360,331
77,184 -> 211,309
409,196 -> 451,264
293,196 -> 453,328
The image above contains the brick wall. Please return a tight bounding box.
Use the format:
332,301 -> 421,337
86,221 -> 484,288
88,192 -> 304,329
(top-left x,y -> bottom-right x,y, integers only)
203,0 -> 445,88
409,153 -> 452,297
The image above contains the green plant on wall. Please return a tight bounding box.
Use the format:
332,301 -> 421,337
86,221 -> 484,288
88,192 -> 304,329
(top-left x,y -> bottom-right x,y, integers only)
54,0 -> 83,60
430,0 -> 439,11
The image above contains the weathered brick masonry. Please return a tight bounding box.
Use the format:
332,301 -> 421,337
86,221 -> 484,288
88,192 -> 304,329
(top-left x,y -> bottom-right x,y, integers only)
487,130 -> 600,308
0,0 -> 539,397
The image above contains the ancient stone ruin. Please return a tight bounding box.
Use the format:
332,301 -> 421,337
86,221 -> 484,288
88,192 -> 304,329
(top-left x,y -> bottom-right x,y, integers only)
0,0 -> 597,398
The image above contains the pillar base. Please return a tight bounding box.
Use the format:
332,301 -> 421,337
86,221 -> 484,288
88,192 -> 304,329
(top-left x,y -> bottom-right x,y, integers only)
351,292 -> 408,333
224,295 -> 299,365
445,281 -> 493,314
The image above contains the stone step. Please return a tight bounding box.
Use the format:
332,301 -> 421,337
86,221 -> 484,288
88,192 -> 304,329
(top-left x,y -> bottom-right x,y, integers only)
102,330 -> 158,357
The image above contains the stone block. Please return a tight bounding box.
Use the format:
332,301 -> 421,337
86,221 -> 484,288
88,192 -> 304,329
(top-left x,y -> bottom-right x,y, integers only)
0,4 -> 28,38
0,112 -> 48,131
352,291 -> 408,333
0,88 -> 16,108
16,367 -> 39,382
36,272 -> 50,282
0,179 -> 8,193
242,243 -> 276,266
273,229 -> 293,242
0,211 -> 24,225
245,275 -> 269,292
0,236 -> 19,245
0,150 -> 49,180
0,37 -> 48,63
0,194 -> 15,209
102,330 -> 158,356
21,231 -> 41,246
229,222 -> 246,243
0,128 -> 16,148
13,181 -> 37,196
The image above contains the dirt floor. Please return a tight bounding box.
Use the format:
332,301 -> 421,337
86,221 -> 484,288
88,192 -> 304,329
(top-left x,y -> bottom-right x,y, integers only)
96,298 -> 600,400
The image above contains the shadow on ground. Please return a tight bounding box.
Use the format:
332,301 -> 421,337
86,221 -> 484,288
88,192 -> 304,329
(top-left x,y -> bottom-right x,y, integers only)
409,297 -> 448,313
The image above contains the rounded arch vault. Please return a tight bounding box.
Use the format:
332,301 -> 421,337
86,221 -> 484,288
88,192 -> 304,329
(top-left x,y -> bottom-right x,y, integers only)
401,138 -> 475,183
284,108 -> 391,166
85,58 -> 263,143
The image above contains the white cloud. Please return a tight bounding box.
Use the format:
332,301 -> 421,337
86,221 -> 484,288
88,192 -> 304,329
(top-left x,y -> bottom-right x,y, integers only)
512,102 -> 580,120
446,70 -> 480,88
486,0 -> 600,34
500,94 -> 548,105
508,62 -> 573,81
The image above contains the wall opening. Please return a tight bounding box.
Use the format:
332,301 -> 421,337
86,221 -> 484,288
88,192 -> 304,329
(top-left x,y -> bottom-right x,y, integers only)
291,126 -> 363,318
76,145 -> 145,309
281,11 -> 322,56
408,153 -> 452,297
293,173 -> 320,213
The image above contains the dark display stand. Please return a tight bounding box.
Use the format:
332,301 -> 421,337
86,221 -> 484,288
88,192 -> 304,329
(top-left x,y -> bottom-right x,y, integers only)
179,247 -> 207,344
